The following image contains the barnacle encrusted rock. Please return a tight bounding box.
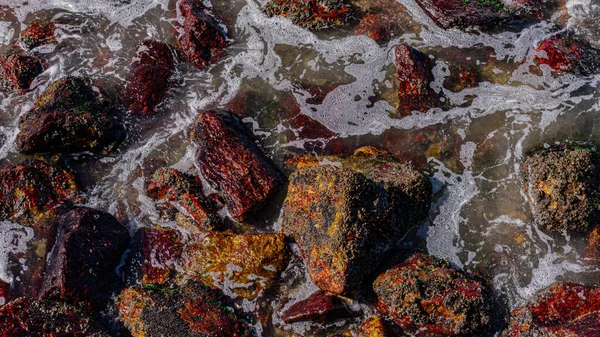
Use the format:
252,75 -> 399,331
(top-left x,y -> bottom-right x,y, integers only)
0,53 -> 44,91
394,43 -> 440,115
263,0 -> 352,30
18,21 -> 57,50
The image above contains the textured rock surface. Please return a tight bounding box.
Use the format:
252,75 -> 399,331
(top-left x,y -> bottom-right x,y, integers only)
373,253 -> 491,336
281,290 -> 354,324
394,43 -> 440,115
501,282 -> 600,336
182,232 -> 290,299
353,0 -> 419,42
535,33 -> 600,76
190,110 -> 283,222
16,76 -> 122,155
18,21 -> 57,50
263,0 -> 352,30
523,145 -> 600,232
0,54 -> 44,91
117,281 -> 255,337
358,316 -> 400,337
282,147 -> 431,295
124,40 -> 175,116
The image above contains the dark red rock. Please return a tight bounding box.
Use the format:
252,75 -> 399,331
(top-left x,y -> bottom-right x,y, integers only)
535,33 -> 600,76
177,0 -> 228,69
501,282 -> 600,336
124,40 -> 175,116
39,207 -> 130,307
585,226 -> 600,260
281,290 -> 355,324
16,76 -> 123,155
17,21 -> 57,50
122,226 -> 183,286
394,43 -> 440,116
0,297 -> 111,336
263,0 -> 353,30
373,253 -> 491,336
147,168 -> 221,231
189,110 -> 283,222
0,54 -> 44,91
0,159 -> 81,229
117,281 -> 254,337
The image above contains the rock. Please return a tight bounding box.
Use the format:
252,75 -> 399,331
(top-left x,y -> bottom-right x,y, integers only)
394,43 -> 440,116
122,226 -> 183,286
177,0 -> 227,69
39,207 -> 130,307
373,253 -> 491,336
0,297 -> 111,336
263,0 -> 352,30
280,290 -> 355,324
123,40 -> 175,116
522,144 -> 600,232
353,0 -> 419,42
181,232 -> 290,299
0,159 -> 81,229
585,226 -> 600,260
0,53 -> 44,91
189,110 -> 283,222
117,281 -> 254,337
358,316 -> 400,337
17,21 -> 57,50
535,33 -> 600,76
16,76 -> 123,155
147,168 -> 221,231
501,282 -> 600,336
282,147 -> 432,295
443,62 -> 481,92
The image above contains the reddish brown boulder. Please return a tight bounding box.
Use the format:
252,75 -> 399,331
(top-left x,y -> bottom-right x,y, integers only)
181,232 -> 290,299
373,253 -> 491,336
353,0 -> 419,42
17,21 -> 57,50
39,207 -> 130,307
394,43 -> 440,116
501,282 -> 600,336
117,281 -> 254,337
16,76 -> 123,155
358,316 -> 401,337
147,168 -> 221,231
585,226 -> 600,260
535,33 -> 600,76
189,110 -> 283,222
122,226 -> 183,286
0,54 -> 44,91
0,298 -> 111,336
282,147 -> 431,295
263,0 -> 352,30
281,290 -> 355,324
177,0 -> 227,69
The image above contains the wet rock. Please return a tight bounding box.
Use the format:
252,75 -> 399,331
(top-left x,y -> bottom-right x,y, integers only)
443,62 -> 481,92
0,159 -> 81,229
147,168 -> 221,231
535,33 -> 600,76
585,226 -> 600,260
263,0 -> 353,30
117,281 -> 255,337
522,144 -> 600,232
373,253 -> 491,336
358,316 -> 401,337
0,53 -> 44,91
182,232 -> 290,299
177,0 -> 227,69
17,21 -> 57,50
282,147 -> 432,295
16,76 -> 123,155
189,110 -> 283,222
122,226 -> 183,286
124,40 -> 175,116
394,43 -> 440,116
40,207 -> 130,307
501,282 -> 600,336
0,297 -> 111,336
353,0 -> 419,42
281,290 -> 355,324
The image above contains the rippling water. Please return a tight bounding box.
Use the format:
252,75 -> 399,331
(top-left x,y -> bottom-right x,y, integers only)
1,0 -> 600,335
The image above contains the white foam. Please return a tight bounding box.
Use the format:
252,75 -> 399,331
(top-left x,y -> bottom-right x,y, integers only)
0,222 -> 34,284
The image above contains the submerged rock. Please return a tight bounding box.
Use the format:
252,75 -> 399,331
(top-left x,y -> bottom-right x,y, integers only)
280,290 -> 355,324
16,76 -> 123,155
124,40 -> 175,116
282,147 -> 431,295
263,0 -> 352,30
117,281 -> 255,337
535,33 -> 600,76
181,232 -> 290,299
353,0 -> 419,42
0,297 -> 111,336
522,144 -> 600,232
189,110 -> 283,222
394,43 -> 440,116
373,253 -> 491,336
0,53 -> 44,91
147,168 -> 221,231
358,316 -> 400,337
17,21 -> 57,50
40,207 -> 130,307
501,282 -> 600,336
177,0 -> 227,69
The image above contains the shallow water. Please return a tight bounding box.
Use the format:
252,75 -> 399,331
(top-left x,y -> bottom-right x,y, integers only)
1,0 -> 600,335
